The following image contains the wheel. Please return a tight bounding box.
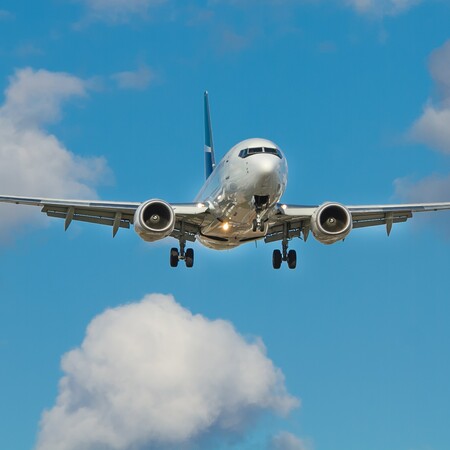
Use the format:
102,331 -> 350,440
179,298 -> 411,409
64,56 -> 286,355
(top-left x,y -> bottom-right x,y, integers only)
272,249 -> 282,269
185,248 -> 194,268
287,249 -> 297,269
252,220 -> 257,232
170,248 -> 179,267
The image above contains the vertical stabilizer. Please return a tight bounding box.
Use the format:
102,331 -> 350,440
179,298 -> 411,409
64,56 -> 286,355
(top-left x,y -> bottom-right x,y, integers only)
204,91 -> 216,179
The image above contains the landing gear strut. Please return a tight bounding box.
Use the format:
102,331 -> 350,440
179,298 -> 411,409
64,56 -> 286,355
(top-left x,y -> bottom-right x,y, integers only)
252,195 -> 269,232
272,223 -> 297,269
170,221 -> 195,268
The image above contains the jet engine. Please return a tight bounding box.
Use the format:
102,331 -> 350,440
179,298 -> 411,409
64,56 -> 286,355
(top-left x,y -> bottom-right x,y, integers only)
310,202 -> 352,245
134,199 -> 175,242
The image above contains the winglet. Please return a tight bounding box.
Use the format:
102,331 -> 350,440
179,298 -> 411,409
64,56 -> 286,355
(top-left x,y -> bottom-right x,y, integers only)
204,91 -> 216,179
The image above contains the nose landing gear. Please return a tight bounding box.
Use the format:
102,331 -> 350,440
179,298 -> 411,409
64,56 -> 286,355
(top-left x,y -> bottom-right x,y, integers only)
252,216 -> 265,232
252,195 -> 270,232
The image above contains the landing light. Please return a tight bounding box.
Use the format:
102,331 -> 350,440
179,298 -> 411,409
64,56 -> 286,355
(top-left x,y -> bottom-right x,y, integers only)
281,204 -> 287,210
197,202 -> 204,208
222,222 -> 230,231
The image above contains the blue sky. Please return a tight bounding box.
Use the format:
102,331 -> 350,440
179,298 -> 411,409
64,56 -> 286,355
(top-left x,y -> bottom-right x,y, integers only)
1,1 -> 450,449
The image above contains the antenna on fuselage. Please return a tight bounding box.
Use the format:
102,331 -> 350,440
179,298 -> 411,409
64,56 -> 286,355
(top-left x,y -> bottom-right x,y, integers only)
204,91 -> 216,179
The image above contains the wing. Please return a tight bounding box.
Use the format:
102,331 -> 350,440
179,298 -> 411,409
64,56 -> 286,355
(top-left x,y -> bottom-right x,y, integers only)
265,202 -> 450,243
347,203 -> 450,234
0,195 -> 209,239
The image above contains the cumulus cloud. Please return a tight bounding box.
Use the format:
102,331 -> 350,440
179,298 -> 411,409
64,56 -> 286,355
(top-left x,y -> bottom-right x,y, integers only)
76,0 -> 168,23
411,106 -> 450,154
1,68 -> 86,126
36,294 -> 299,450
344,0 -> 422,16
268,431 -> 311,450
111,65 -> 154,90
394,174 -> 450,237
411,40 -> 450,154
397,40 -> 450,236
395,173 -> 450,203
0,68 -> 109,240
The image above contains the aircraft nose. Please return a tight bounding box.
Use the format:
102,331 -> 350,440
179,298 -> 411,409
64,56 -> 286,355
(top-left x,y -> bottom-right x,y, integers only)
248,154 -> 282,193
257,154 -> 280,174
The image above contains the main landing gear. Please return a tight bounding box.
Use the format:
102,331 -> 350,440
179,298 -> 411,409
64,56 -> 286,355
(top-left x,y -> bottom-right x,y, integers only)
272,223 -> 297,269
272,244 -> 296,269
170,221 -> 194,268
170,242 -> 194,268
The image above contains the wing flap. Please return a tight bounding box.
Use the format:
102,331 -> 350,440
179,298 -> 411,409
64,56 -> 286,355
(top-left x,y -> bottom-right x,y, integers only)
352,216 -> 409,229
42,204 -> 133,235
46,210 -> 131,229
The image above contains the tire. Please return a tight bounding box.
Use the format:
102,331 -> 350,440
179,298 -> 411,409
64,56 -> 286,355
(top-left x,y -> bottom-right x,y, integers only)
185,248 -> 194,268
170,248 -> 179,267
252,220 -> 257,232
287,249 -> 297,269
272,249 -> 282,269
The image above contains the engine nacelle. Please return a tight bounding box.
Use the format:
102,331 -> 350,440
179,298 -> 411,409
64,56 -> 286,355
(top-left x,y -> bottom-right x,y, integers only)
134,199 -> 175,242
310,202 -> 352,245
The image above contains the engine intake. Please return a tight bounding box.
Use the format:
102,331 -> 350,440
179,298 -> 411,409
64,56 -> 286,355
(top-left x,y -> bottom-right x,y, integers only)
134,199 -> 175,242
310,202 -> 352,245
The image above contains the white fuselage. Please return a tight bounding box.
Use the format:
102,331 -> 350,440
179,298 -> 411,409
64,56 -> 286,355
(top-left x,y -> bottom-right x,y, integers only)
195,138 -> 288,249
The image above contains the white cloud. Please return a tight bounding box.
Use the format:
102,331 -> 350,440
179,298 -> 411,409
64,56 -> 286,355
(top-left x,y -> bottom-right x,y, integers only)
0,68 -> 109,240
399,41 -> 450,238
77,0 -> 168,22
269,431 -> 311,450
394,174 -> 450,237
111,65 -> 154,90
344,0 -> 422,16
395,173 -> 450,203
36,294 -> 298,450
411,106 -> 450,154
1,68 -> 86,127
429,40 -> 450,101
411,41 -> 450,154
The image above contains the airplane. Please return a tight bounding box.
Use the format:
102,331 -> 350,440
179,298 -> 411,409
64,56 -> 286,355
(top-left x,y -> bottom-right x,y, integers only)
0,92 -> 449,269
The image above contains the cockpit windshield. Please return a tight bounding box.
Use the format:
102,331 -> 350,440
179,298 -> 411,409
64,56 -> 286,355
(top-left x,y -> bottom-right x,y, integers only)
238,147 -> 282,159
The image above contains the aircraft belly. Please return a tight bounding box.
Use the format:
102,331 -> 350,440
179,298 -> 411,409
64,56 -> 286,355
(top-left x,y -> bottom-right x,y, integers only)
196,205 -> 265,250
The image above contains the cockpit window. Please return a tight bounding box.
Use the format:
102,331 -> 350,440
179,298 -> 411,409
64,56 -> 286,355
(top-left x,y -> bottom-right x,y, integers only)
238,147 -> 282,159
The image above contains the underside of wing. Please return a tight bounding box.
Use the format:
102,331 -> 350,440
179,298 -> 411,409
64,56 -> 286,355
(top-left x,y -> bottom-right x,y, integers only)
348,203 -> 450,235
170,204 -> 210,242
265,201 -> 450,243
0,195 -> 211,240
265,205 -> 316,243
0,195 -> 140,236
